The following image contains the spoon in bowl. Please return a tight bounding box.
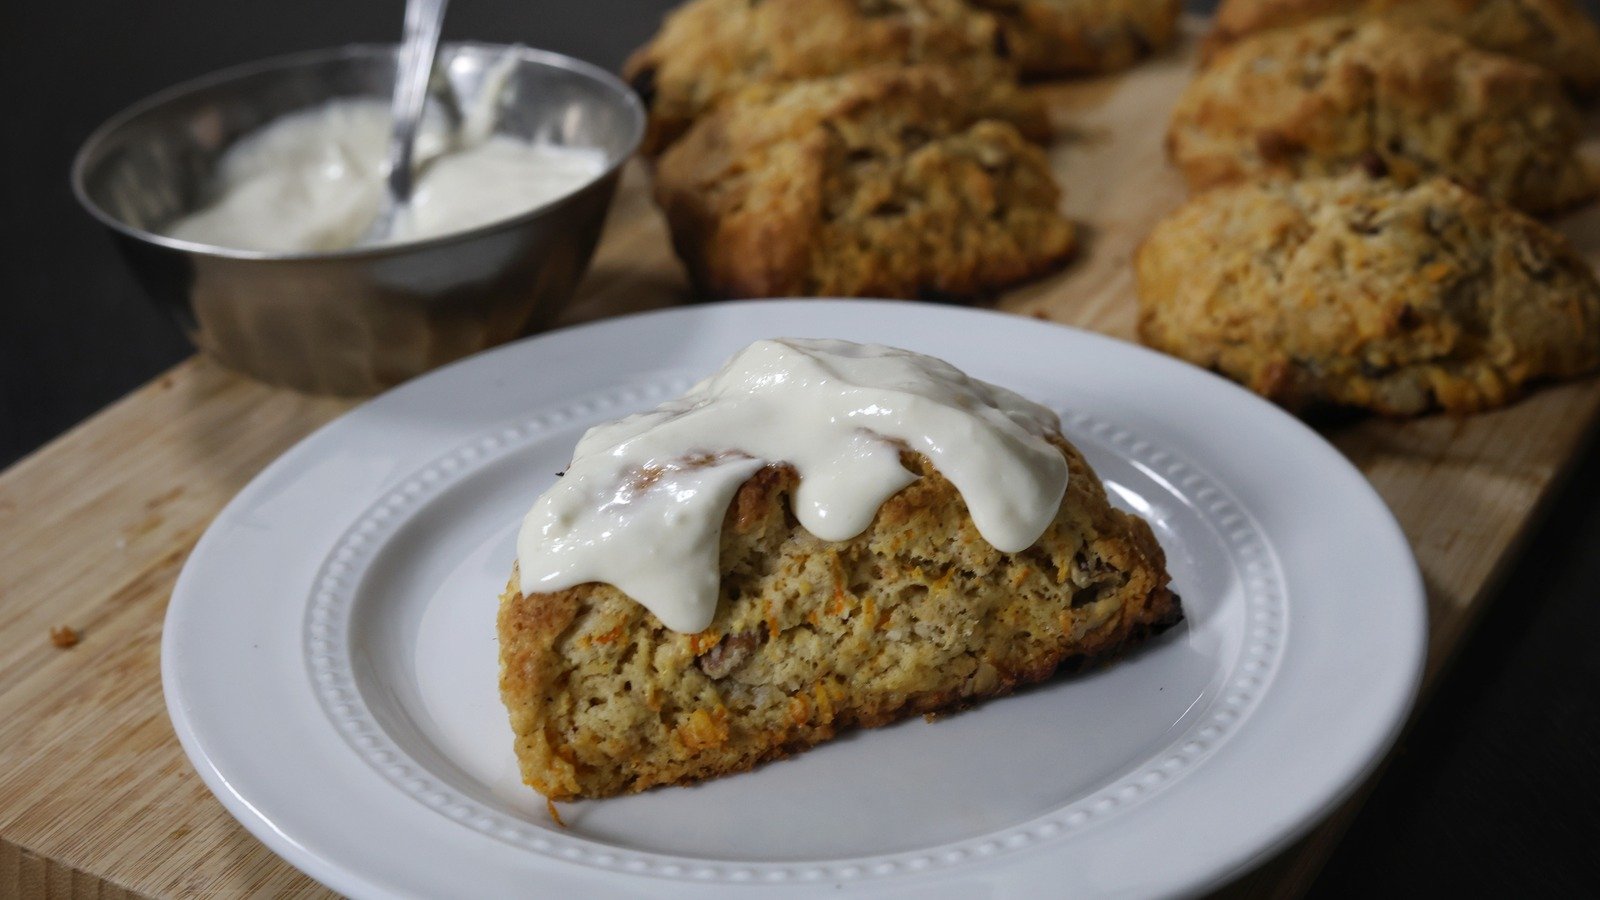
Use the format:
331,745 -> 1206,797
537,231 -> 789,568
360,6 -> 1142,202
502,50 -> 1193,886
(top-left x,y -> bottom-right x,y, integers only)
363,0 -> 451,245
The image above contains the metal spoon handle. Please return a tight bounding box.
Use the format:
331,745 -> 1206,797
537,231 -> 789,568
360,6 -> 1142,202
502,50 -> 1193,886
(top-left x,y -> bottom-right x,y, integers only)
384,0 -> 450,203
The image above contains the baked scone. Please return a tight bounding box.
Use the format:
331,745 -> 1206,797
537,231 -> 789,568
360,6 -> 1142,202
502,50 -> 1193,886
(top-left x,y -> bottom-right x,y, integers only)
500,441 -> 1181,800
1136,174 -> 1600,415
653,66 -> 1076,300
1201,0 -> 1600,94
622,0 -> 1026,156
1167,18 -> 1595,214
969,0 -> 1183,76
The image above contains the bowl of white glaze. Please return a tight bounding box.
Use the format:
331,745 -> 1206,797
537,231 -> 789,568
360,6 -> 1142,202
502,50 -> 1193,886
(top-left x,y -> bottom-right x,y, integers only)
73,43 -> 645,395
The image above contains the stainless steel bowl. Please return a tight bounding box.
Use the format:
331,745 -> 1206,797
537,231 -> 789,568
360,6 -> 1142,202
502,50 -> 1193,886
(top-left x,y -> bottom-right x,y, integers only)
73,43 -> 645,395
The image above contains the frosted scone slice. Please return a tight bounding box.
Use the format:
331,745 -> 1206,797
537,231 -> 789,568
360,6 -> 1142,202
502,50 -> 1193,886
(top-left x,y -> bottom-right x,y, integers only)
499,339 -> 1181,801
653,66 -> 1075,301
1167,18 -> 1594,214
1136,174 -> 1600,415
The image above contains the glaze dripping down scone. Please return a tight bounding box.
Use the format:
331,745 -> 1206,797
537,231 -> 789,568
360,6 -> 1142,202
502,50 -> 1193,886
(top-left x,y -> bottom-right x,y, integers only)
653,65 -> 1075,300
1200,0 -> 1600,94
498,340 -> 1180,801
1167,17 -> 1595,214
1136,174 -> 1600,415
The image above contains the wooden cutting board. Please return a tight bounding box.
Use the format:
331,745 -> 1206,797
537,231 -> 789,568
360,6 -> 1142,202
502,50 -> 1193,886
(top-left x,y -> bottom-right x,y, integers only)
4,21 -> 1598,898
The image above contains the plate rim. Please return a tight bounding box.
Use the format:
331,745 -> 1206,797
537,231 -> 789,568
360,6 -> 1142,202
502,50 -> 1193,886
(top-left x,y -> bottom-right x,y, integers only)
163,298 -> 1427,899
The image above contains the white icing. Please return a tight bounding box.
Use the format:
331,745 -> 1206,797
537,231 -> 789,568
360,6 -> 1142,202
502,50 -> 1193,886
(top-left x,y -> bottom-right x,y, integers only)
164,98 -> 605,253
515,339 -> 1069,633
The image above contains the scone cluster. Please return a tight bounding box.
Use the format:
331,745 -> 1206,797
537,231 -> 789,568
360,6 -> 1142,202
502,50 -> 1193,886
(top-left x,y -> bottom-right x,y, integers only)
626,0 -> 1181,300
1139,0 -> 1600,416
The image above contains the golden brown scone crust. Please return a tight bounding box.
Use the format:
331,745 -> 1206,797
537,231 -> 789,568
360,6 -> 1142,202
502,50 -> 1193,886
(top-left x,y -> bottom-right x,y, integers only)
623,0 -> 1020,156
1167,18 -> 1595,214
653,65 -> 1076,300
969,0 -> 1183,75
1202,0 -> 1600,94
499,440 -> 1181,801
1136,174 -> 1600,415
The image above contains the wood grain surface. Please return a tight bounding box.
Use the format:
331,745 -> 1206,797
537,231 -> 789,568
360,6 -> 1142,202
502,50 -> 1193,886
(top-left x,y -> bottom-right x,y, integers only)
3,22 -> 1598,898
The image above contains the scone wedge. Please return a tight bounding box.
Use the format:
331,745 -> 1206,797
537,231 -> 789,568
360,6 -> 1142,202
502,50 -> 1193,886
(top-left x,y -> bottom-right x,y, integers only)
1136,174 -> 1600,415
499,440 -> 1181,801
1201,0 -> 1600,94
623,0 -> 1023,156
972,0 -> 1183,77
653,65 -> 1075,300
1168,18 -> 1594,214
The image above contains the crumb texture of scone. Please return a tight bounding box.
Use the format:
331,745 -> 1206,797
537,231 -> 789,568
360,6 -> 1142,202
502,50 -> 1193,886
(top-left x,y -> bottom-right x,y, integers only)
1201,0 -> 1600,94
1136,174 -> 1600,415
1167,18 -> 1594,214
498,440 -> 1181,801
653,65 -> 1076,300
970,0 -> 1183,76
623,0 -> 1017,156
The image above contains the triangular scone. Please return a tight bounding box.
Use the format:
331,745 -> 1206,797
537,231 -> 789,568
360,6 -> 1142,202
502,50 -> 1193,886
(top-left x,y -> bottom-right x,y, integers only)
1200,0 -> 1600,94
1168,18 -> 1594,214
498,436 -> 1181,801
1136,174 -> 1600,415
975,0 -> 1183,77
622,0 -> 1023,157
652,65 -> 1074,301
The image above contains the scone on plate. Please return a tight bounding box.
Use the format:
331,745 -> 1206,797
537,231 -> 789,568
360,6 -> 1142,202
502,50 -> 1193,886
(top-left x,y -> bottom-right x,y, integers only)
499,339 -> 1182,800
1200,0 -> 1600,94
653,65 -> 1076,300
1136,174 -> 1600,415
623,0 -> 1024,156
968,0 -> 1183,76
1167,18 -> 1594,215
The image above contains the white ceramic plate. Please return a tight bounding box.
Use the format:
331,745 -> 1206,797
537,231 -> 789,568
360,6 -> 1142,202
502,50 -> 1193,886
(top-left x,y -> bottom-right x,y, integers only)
164,300 -> 1426,899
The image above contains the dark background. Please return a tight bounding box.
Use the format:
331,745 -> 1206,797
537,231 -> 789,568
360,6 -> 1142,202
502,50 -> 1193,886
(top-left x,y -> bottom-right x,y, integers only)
4,1 -> 1598,893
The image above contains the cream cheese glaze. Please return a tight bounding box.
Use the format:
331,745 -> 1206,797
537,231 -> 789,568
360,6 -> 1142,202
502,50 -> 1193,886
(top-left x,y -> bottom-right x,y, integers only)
164,98 -> 606,253
515,338 -> 1070,632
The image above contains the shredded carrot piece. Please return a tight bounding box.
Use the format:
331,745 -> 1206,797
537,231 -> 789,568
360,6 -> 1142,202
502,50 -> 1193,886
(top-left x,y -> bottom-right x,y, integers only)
789,693 -> 811,726
763,599 -> 781,640
813,682 -> 835,724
